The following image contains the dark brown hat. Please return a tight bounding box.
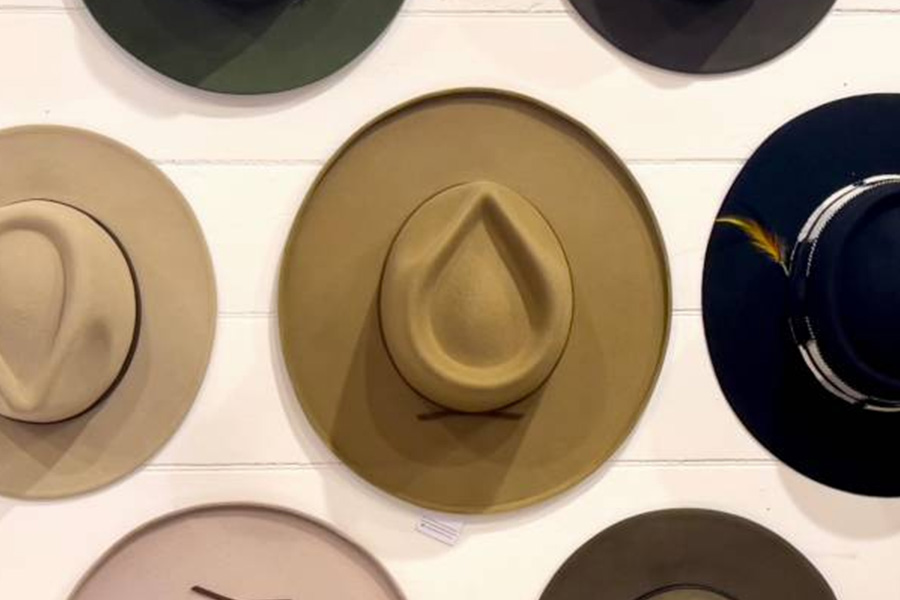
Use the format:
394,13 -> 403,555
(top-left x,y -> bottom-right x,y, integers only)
540,509 -> 835,600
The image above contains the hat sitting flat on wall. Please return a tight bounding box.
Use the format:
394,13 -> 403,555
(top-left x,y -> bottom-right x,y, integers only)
279,89 -> 670,514
540,509 -> 836,600
704,94 -> 900,496
83,0 -> 404,94
69,503 -> 405,600
0,125 -> 216,499
568,0 -> 834,74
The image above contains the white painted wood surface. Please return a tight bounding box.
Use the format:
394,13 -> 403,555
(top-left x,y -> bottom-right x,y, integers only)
1,1 -> 899,599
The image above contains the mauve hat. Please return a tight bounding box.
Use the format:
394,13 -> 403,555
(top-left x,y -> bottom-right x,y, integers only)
568,0 -> 834,74
540,509 -> 836,600
82,0 -> 404,94
704,94 -> 900,496
0,125 -> 216,499
279,89 -> 671,514
69,503 -> 405,600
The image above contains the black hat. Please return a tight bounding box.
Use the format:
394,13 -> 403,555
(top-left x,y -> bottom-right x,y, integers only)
539,509 -> 835,600
704,94 -> 900,496
568,0 -> 834,74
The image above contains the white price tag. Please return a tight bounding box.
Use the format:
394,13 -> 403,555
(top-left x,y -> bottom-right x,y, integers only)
416,514 -> 465,546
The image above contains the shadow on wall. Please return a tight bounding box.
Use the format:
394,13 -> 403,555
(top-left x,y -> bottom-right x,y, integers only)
778,465 -> 900,540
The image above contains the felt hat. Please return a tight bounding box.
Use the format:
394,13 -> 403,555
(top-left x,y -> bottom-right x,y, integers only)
568,0 -> 834,74
279,89 -> 671,514
540,509 -> 835,600
0,125 -> 216,499
69,503 -> 405,600
704,94 -> 900,496
83,0 -> 404,94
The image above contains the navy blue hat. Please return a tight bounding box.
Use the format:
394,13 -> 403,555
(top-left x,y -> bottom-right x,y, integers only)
704,94 -> 900,496
569,0 -> 834,74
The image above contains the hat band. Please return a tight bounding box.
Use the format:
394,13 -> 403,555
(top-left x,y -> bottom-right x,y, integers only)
217,0 -> 283,6
789,174 -> 900,412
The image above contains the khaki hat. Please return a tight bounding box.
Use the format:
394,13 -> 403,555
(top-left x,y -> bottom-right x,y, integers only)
279,89 -> 670,514
0,125 -> 216,499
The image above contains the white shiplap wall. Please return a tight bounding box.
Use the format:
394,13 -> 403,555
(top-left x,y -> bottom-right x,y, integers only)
1,1 -> 900,598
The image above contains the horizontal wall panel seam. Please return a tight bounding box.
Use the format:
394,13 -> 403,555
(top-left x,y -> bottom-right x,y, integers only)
144,459 -> 779,472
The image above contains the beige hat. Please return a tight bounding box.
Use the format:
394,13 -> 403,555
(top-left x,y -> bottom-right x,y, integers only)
69,503 -> 405,600
0,125 -> 216,499
279,89 -> 671,514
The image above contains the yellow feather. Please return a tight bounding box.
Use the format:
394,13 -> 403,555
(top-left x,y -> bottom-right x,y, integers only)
717,216 -> 788,274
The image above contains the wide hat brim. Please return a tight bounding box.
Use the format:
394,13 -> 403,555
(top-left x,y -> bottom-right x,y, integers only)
0,126 -> 216,499
540,509 -> 835,600
83,0 -> 403,94
568,0 -> 834,74
69,503 -> 405,600
703,94 -> 900,496
279,89 -> 670,514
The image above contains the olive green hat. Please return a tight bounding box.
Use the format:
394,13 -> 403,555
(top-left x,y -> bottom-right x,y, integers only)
83,0 -> 404,94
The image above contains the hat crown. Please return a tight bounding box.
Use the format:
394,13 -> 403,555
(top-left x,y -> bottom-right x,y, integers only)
0,200 -> 136,423
792,177 -> 900,407
380,181 -> 573,413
